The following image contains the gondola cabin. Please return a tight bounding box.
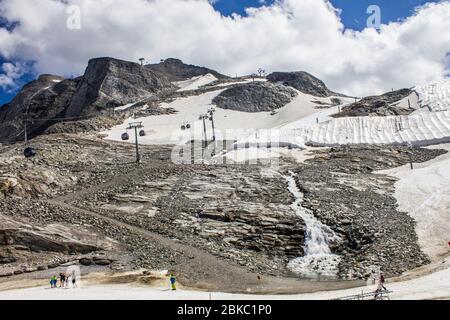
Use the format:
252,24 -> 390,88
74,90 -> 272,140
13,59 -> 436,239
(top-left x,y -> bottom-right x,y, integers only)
121,132 -> 130,141
24,147 -> 37,158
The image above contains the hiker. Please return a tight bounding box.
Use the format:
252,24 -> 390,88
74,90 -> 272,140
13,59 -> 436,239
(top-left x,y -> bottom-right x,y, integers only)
374,273 -> 387,300
65,275 -> 70,288
50,275 -> 58,288
59,273 -> 66,288
169,273 -> 177,291
379,273 -> 387,291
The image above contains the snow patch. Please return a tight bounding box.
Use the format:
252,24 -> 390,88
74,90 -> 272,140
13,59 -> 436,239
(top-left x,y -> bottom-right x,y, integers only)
175,73 -> 218,91
379,143 -> 450,260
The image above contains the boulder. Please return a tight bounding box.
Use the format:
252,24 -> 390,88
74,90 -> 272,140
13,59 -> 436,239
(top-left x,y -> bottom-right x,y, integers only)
267,71 -> 337,97
212,82 -> 297,112
79,258 -> 93,266
333,88 -> 413,117
94,259 -> 112,266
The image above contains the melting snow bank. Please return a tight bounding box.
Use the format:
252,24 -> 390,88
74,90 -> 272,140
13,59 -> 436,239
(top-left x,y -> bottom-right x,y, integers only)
309,111 -> 450,147
232,79 -> 450,149
283,172 -> 341,278
379,143 -> 450,260
231,110 -> 450,153
415,79 -> 450,112
175,74 -> 218,92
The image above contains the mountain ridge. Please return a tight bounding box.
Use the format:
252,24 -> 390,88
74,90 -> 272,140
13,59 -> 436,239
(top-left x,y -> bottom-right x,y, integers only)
0,57 -> 347,142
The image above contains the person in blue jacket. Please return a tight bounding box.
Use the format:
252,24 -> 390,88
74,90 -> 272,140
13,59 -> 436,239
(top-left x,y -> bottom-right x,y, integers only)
169,273 -> 177,291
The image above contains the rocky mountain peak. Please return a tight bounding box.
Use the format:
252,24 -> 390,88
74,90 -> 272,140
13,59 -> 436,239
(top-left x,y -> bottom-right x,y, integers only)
37,74 -> 64,82
160,58 -> 184,66
146,58 -> 228,81
0,57 -> 177,141
65,57 -> 176,117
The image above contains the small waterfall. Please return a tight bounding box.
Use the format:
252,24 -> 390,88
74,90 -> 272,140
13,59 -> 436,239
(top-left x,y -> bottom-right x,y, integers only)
284,171 -> 341,279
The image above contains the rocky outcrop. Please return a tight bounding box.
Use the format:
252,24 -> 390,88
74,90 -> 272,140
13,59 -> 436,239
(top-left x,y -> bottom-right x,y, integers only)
66,57 -> 176,117
0,58 -> 177,141
333,89 -> 413,117
294,145 -> 447,278
212,82 -> 298,112
147,58 -> 228,81
0,213 -> 102,275
0,74 -> 65,124
45,115 -> 126,135
0,75 -> 77,141
0,212 -> 122,277
267,71 -> 338,97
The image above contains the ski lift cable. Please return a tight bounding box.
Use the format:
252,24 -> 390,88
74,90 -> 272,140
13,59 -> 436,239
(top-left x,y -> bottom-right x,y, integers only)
22,115 -> 92,122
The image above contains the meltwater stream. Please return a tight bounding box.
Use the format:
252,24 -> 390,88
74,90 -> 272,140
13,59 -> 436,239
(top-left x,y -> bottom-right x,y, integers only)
284,171 -> 341,279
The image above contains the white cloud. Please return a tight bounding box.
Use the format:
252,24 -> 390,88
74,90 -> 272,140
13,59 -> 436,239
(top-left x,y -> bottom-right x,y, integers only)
0,0 -> 449,96
0,61 -> 28,92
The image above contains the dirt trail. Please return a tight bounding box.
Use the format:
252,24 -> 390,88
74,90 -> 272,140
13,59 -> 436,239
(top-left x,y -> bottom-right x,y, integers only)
46,199 -> 363,294
45,168 -> 365,294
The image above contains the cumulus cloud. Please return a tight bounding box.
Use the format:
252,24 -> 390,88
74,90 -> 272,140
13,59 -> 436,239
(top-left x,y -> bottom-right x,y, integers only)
0,61 -> 29,92
0,0 -> 449,96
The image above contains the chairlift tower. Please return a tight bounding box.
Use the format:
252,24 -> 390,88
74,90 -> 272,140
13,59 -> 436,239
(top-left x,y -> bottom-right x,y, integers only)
139,58 -> 145,66
207,107 -> 216,142
199,114 -> 209,147
199,114 -> 209,162
127,122 -> 144,164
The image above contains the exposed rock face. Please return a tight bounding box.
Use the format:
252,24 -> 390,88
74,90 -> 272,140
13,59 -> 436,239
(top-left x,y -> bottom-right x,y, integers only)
45,115 -> 126,135
0,168 -> 76,199
1,133 -> 446,283
66,57 -> 176,117
0,58 -> 177,141
147,58 -> 228,81
79,164 -> 307,275
212,82 -> 298,112
0,75 -> 75,141
0,213 -> 109,275
293,145 -> 447,278
0,74 -> 65,124
267,71 -> 337,97
334,89 -> 413,117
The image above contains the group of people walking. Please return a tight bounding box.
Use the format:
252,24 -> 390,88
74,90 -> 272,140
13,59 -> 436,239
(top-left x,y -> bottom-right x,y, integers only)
50,272 -> 77,289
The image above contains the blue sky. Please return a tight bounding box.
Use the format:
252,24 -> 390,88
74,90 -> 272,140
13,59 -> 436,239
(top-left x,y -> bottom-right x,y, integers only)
0,0 -> 444,105
213,0 -> 439,30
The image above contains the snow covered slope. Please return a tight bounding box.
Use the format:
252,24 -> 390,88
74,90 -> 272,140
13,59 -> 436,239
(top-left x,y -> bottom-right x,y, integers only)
306,80 -> 450,146
103,85 -> 350,145
104,78 -> 450,149
251,79 -> 450,148
175,74 -> 218,92
380,143 -> 450,260
308,111 -> 450,146
416,80 -> 450,112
